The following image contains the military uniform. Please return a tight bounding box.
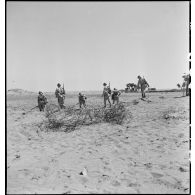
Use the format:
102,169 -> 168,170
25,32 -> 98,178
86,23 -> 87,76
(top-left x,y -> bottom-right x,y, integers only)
137,77 -> 149,98
55,86 -> 65,109
112,89 -> 121,104
38,92 -> 47,111
103,86 -> 111,107
78,93 -> 87,108
184,75 -> 190,96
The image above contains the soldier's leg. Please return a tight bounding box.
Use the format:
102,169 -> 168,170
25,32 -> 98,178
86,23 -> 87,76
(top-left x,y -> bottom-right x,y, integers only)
116,97 -> 119,104
59,97 -> 65,109
111,94 -> 114,104
186,85 -> 189,96
57,98 -> 60,108
59,101 -> 63,109
141,90 -> 144,98
108,97 -> 111,107
141,86 -> 145,98
143,91 -> 146,98
38,104 -> 42,111
104,97 -> 106,107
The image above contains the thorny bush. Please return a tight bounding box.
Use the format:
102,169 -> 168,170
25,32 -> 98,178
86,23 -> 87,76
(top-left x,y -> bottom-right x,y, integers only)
44,103 -> 131,132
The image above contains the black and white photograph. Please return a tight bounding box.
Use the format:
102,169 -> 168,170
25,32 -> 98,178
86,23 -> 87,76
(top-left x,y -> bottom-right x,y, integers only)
6,1 -> 190,194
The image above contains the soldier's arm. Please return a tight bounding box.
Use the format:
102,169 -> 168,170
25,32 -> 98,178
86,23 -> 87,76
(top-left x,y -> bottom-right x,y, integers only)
146,80 -> 149,87
137,81 -> 140,89
102,90 -> 104,97
55,89 -> 58,97
38,97 -> 40,104
63,89 -> 66,95
44,96 -> 48,103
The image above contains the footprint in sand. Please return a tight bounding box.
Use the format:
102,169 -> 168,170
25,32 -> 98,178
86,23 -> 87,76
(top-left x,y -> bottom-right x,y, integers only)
144,163 -> 153,169
102,160 -> 110,166
78,175 -> 88,185
101,174 -> 110,181
103,166 -> 112,172
18,169 -> 30,176
12,154 -> 20,161
111,180 -> 121,187
62,190 -> 71,194
179,167 -> 188,172
151,172 -> 164,178
127,182 -> 140,187
15,154 -> 20,159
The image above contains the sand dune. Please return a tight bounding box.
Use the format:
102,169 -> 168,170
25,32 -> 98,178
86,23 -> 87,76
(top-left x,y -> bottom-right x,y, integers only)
7,92 -> 189,194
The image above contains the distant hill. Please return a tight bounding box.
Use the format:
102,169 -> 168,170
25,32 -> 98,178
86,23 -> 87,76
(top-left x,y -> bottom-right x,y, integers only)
7,89 -> 102,97
7,89 -> 37,96
147,89 -> 181,93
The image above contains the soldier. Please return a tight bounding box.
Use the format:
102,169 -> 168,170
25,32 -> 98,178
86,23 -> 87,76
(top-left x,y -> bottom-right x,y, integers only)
112,88 -> 121,104
37,91 -> 47,111
102,83 -> 111,108
182,81 -> 186,96
183,74 -> 190,96
137,75 -> 150,98
55,83 -> 65,109
78,92 -> 87,108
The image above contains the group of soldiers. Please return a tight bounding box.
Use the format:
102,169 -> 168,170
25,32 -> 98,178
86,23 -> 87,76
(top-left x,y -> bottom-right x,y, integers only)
102,75 -> 149,107
37,75 -> 150,111
37,83 -> 87,111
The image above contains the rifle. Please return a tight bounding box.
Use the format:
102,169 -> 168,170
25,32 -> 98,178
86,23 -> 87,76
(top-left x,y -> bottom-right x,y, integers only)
22,106 -> 38,115
108,81 -> 111,94
63,83 -> 65,95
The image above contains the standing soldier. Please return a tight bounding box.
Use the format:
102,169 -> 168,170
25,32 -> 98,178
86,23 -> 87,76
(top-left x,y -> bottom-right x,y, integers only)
102,83 -> 111,108
183,74 -> 190,96
182,81 -> 186,96
112,88 -> 121,104
37,91 -> 48,111
137,75 -> 150,98
55,83 -> 65,109
78,92 -> 87,108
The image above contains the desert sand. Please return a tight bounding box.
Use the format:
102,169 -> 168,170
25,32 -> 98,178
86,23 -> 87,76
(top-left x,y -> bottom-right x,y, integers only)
7,91 -> 190,194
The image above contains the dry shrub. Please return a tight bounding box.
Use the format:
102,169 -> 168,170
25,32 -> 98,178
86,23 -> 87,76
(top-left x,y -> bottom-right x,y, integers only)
162,108 -> 188,120
103,103 -> 127,124
44,102 -> 131,132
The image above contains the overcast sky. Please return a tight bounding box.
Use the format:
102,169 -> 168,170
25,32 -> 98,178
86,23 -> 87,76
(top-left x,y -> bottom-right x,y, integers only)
7,1 -> 189,92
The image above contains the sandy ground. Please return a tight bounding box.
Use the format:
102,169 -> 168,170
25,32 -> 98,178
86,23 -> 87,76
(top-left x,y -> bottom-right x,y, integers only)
7,92 -> 190,194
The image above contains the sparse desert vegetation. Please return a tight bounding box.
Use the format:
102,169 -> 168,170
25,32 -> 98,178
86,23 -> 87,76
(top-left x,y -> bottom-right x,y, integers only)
7,90 -> 189,194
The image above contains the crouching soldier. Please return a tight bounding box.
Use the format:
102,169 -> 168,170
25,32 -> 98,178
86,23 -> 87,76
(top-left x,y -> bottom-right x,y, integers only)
78,92 -> 87,108
112,88 -> 121,104
38,91 -> 48,111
